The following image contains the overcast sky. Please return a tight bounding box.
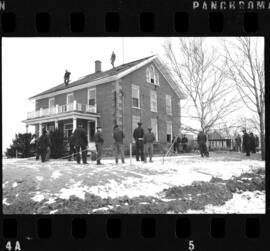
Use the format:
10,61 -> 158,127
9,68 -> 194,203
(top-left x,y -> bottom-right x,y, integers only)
2,37 -> 263,153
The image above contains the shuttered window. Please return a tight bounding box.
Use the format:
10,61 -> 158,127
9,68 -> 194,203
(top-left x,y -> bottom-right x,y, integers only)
132,85 -> 140,108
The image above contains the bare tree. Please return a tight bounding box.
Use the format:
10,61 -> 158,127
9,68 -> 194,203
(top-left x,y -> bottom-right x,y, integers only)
222,37 -> 265,160
164,38 -> 240,134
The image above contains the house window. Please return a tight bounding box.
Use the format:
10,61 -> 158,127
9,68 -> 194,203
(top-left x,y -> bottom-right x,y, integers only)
132,115 -> 141,134
67,93 -> 74,104
146,65 -> 159,85
166,95 -> 172,115
151,118 -> 158,141
150,90 -> 157,112
132,85 -> 140,108
88,88 -> 96,106
150,65 -> 155,84
48,98 -> 55,108
166,121 -> 172,143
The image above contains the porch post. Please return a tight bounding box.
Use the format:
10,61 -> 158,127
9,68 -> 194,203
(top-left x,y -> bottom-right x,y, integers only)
25,125 -> 29,133
39,123 -> 42,136
73,117 -> 77,132
55,120 -> 58,129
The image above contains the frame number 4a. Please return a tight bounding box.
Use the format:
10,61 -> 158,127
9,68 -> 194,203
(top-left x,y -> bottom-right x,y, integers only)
5,241 -> 21,251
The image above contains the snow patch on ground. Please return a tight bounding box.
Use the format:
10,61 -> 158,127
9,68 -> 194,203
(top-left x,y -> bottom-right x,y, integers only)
58,181 -> 87,200
51,170 -> 62,179
36,176 -> 44,181
3,198 -> 10,206
185,191 -> 265,214
31,193 -> 45,202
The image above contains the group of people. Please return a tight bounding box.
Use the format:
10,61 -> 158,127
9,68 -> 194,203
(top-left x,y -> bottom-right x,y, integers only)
31,129 -> 52,163
240,130 -> 259,156
68,121 -> 156,165
172,134 -> 188,153
133,122 -> 156,163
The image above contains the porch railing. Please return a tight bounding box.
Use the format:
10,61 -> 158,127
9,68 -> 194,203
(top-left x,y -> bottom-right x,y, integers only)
27,100 -> 97,119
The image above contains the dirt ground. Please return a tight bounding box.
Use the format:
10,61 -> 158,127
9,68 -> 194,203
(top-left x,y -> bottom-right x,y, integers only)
2,152 -> 265,214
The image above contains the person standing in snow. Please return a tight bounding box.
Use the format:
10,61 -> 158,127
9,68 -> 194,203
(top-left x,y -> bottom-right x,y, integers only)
133,122 -> 145,161
197,131 -> 209,157
73,124 -> 88,164
143,127 -> 155,163
235,134 -> 242,152
113,124 -> 125,164
242,129 -> 250,156
249,132 -> 256,154
181,134 -> 188,153
94,126 -> 104,165
37,129 -> 52,162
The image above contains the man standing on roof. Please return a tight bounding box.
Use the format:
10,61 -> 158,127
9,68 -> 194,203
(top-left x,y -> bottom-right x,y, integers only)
111,51 -> 116,68
64,70 -> 71,85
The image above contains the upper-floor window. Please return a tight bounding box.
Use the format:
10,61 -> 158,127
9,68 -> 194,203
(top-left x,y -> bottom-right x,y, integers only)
166,94 -> 172,115
67,93 -> 74,104
48,98 -> 55,108
132,85 -> 140,108
150,90 -> 157,112
88,88 -> 96,106
146,65 -> 159,85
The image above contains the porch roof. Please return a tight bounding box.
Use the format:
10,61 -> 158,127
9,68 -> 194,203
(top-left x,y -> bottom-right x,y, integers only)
23,111 -> 100,125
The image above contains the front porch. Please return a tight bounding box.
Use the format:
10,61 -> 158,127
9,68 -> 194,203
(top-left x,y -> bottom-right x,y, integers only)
23,111 -> 99,148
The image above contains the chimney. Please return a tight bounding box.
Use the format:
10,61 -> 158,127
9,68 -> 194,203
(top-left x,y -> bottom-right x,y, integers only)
95,60 -> 101,73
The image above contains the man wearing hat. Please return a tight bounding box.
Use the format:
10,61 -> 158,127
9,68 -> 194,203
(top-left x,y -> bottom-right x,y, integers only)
133,122 -> 145,161
242,129 -> 250,156
73,124 -> 88,164
143,127 -> 156,163
94,126 -> 104,165
113,124 -> 125,164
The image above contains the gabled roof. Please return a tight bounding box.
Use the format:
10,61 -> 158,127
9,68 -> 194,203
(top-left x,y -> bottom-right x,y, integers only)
30,55 -> 186,100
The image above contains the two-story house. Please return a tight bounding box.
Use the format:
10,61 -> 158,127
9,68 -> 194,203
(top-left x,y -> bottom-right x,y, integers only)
23,55 -> 186,149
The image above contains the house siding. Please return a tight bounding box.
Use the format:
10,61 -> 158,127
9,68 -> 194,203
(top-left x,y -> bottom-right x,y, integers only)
121,63 -> 181,144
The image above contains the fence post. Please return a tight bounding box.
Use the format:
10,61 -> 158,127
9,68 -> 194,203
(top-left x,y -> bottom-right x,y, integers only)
16,150 -> 18,158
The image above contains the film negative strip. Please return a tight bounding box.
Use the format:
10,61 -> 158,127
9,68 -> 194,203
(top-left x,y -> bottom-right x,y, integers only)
1,0 -> 269,250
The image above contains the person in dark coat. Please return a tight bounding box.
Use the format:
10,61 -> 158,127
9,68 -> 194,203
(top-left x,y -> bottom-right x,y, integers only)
73,125 -> 88,164
172,135 -> 180,153
181,135 -> 188,153
144,127 -> 155,163
242,130 -> 250,156
255,135 -> 259,151
197,131 -> 209,157
249,132 -> 256,154
68,133 -> 76,161
113,124 -> 125,164
64,70 -> 71,85
235,134 -> 242,152
38,129 -> 52,162
94,126 -> 104,165
133,122 -> 145,161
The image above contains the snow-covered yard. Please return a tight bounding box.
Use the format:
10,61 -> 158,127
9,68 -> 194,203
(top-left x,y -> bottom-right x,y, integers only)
2,152 -> 265,214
